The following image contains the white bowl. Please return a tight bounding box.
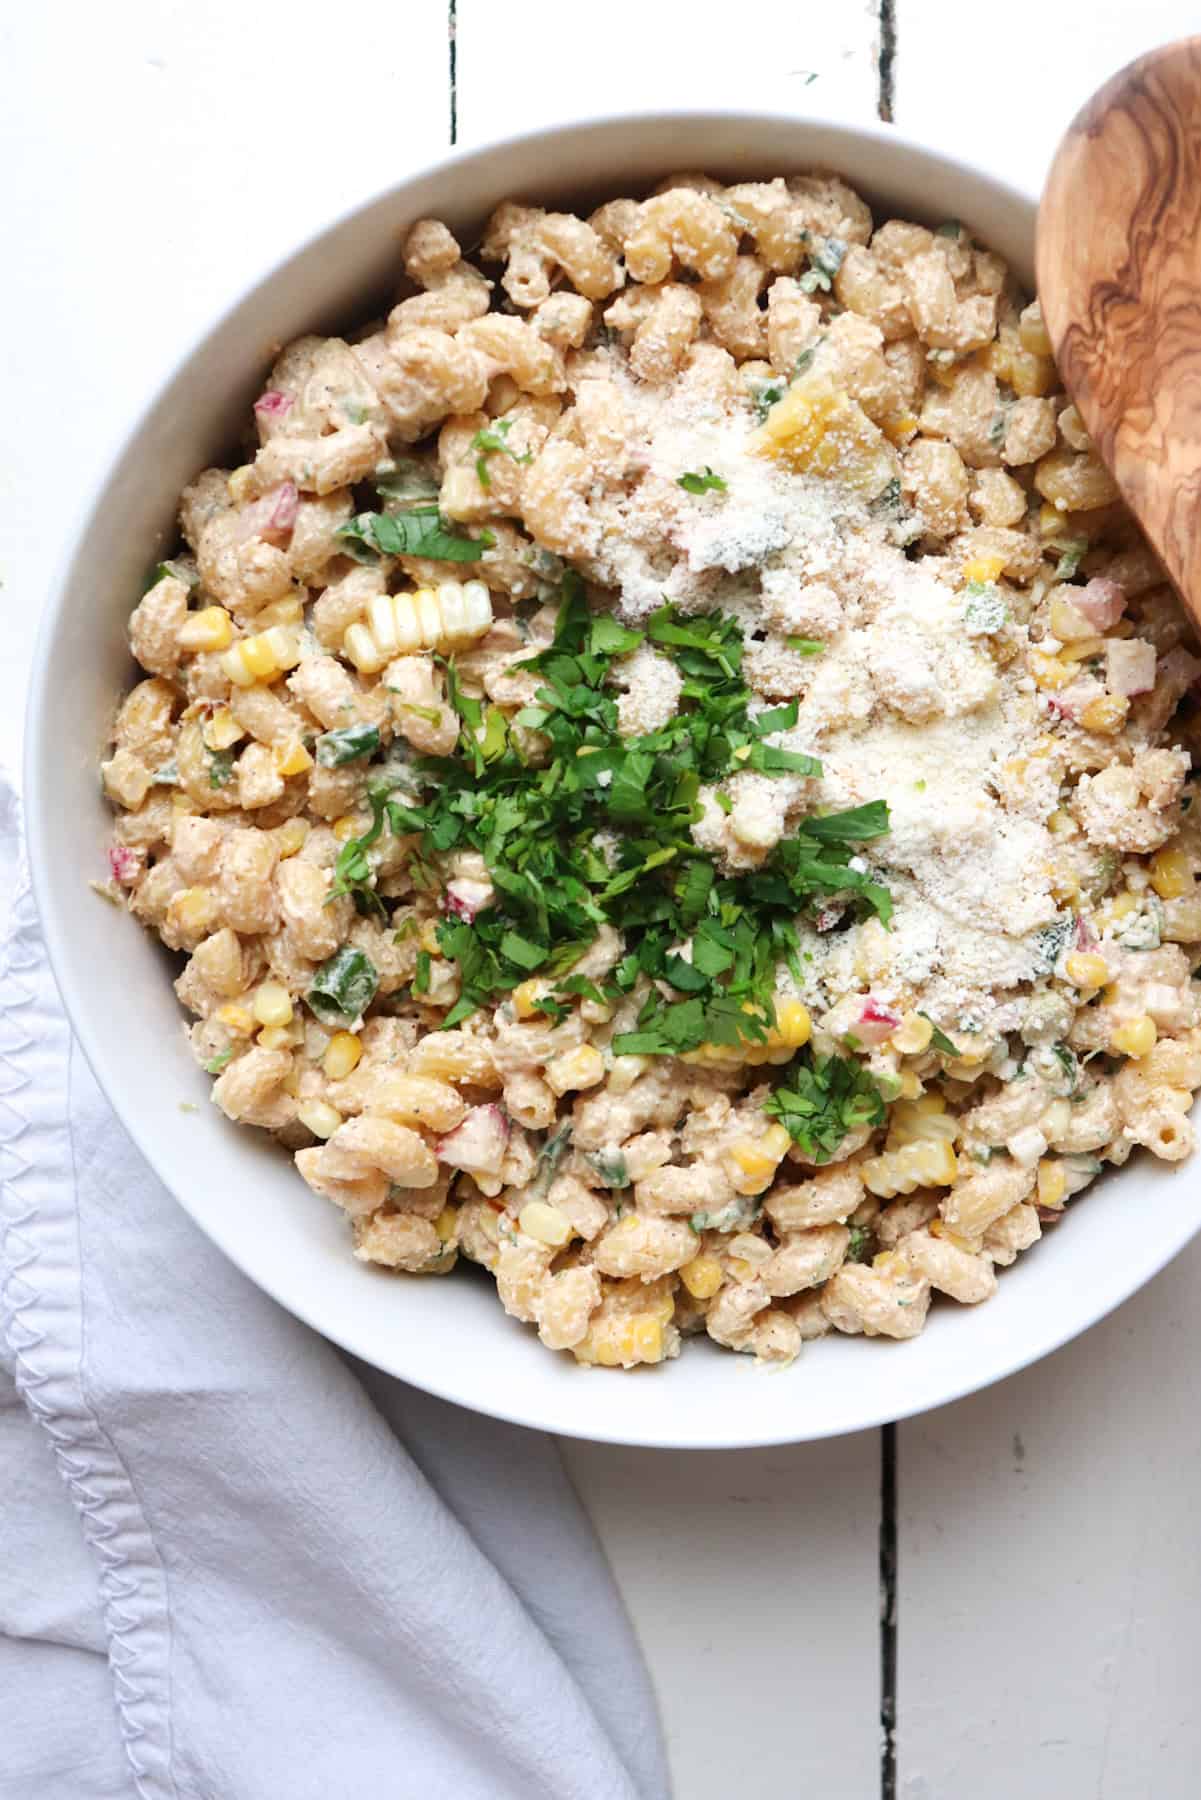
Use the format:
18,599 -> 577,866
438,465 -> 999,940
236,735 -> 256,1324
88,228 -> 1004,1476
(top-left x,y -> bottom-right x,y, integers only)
26,112 -> 1201,1448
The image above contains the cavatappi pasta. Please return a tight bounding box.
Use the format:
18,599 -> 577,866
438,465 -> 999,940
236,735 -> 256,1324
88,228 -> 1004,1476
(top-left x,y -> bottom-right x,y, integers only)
101,174 -> 1201,1369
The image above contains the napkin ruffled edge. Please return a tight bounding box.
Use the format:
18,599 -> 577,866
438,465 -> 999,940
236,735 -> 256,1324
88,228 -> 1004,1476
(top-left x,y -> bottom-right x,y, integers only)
0,863 -> 177,1800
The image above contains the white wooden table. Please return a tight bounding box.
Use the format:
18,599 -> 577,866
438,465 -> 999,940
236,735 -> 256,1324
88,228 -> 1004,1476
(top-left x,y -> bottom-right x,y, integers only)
5,4 -> 1201,1794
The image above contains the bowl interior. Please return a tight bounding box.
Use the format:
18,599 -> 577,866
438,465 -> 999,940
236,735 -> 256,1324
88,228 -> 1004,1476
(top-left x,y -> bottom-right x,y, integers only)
26,113 -> 1201,1448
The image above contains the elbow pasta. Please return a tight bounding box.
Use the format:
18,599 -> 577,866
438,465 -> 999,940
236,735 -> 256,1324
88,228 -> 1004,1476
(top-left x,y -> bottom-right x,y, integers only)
101,175 -> 1201,1373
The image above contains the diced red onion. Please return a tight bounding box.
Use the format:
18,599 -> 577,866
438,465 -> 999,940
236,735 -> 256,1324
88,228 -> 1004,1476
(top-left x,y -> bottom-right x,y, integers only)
437,1103 -> 510,1175
253,390 -> 293,420
1073,577 -> 1127,632
443,877 -> 494,922
239,480 -> 299,546
855,998 -> 901,1045
108,845 -> 143,886
1074,914 -> 1099,953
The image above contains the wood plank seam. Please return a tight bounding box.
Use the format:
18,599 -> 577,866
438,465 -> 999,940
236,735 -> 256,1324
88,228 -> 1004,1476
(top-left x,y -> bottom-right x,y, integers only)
877,0 -> 897,121
448,0 -> 458,144
880,1424 -> 898,1800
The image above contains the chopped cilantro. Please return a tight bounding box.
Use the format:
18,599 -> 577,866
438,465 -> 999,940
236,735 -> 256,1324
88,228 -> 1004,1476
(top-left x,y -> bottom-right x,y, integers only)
316,723 -> 381,767
677,466 -> 728,495
471,418 -> 532,488
752,376 -> 787,421
372,459 -> 442,506
919,1012 -> 958,1056
318,572 -> 890,1053
786,637 -> 825,655
1054,539 -> 1088,580
845,1224 -> 872,1262
584,1150 -> 630,1188
963,583 -> 1008,636
764,1051 -> 886,1163
307,946 -> 379,1026
208,748 -> 236,789
203,1049 -> 233,1074
799,234 -> 848,293
335,508 -> 494,563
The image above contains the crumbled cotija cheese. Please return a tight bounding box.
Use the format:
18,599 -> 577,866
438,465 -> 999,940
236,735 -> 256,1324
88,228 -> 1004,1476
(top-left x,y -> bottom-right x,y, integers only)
584,366 -> 1062,1034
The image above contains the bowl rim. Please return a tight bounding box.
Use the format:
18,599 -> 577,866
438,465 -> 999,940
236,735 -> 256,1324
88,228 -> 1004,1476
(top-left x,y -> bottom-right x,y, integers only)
26,107 -> 1201,1449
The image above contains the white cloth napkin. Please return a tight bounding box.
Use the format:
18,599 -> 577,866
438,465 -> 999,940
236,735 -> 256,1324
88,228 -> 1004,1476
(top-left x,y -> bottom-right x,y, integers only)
0,780 -> 669,1800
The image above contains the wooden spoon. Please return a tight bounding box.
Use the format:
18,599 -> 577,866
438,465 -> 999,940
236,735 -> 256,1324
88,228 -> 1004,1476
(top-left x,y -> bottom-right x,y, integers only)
1037,36 -> 1201,623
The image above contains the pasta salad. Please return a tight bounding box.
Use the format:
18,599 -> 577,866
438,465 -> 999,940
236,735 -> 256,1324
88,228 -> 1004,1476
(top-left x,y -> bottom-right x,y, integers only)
101,171 -> 1201,1369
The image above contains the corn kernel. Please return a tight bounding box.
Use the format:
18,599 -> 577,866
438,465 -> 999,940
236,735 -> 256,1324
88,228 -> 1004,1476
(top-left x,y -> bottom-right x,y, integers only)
257,1024 -> 295,1051
344,622 -> 386,675
253,981 -> 294,1028
203,706 -> 244,751
873,1249 -> 900,1273
511,979 -> 550,1019
891,1011 -> 933,1056
220,626 -> 301,688
1048,594 -> 1094,641
169,886 -> 218,934
519,1200 -> 573,1247
1018,303 -> 1053,357
898,1070 -> 923,1099
883,412 -> 919,445
273,739 -> 314,777
726,1123 -> 792,1196
929,1218 -> 977,1252
1111,1015 -> 1157,1058
240,635 -> 278,680
962,554 -> 1006,585
608,1055 -> 648,1095
680,1254 -> 723,1300
1059,636 -> 1105,665
332,815 -> 360,842
1030,650 -> 1074,690
1079,694 -> 1129,735
344,582 -> 493,674
1036,1159 -> 1067,1209
418,919 -> 443,956
771,999 -> 812,1050
1150,847 -> 1193,900
274,817 -> 309,858
544,1043 -> 605,1096
254,594 -> 304,629
323,1031 -> 362,1080
227,465 -> 256,504
1065,951 -> 1108,989
178,605 -> 234,652
631,1318 -> 664,1361
297,1099 -> 342,1139
434,1205 -> 459,1243
215,1003 -> 255,1037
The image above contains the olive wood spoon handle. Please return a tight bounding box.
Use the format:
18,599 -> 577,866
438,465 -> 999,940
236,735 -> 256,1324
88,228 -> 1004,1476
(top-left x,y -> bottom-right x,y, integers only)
1037,36 -> 1201,628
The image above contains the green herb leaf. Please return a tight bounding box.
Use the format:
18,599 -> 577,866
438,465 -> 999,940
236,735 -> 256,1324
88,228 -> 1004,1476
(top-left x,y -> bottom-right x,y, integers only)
203,1049 -> 233,1074
372,459 -> 441,506
307,946 -> 380,1026
798,234 -> 848,293
1054,539 -> 1088,580
470,417 -> 533,488
208,748 -> 236,789
336,509 -> 494,563
677,466 -> 728,495
588,615 -> 645,657
764,1051 -> 886,1163
315,723 -> 381,767
785,636 -> 825,655
919,1012 -> 959,1056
